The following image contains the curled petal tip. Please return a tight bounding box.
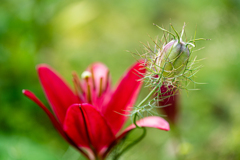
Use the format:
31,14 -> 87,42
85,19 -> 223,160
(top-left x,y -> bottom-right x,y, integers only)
22,89 -> 32,96
36,64 -> 50,71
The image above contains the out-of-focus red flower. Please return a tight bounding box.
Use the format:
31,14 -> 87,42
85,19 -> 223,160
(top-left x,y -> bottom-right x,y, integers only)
23,62 -> 169,160
159,85 -> 179,124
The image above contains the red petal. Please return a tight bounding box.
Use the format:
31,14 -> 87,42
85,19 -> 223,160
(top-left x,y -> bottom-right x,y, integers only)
118,116 -> 170,139
63,103 -> 115,155
37,64 -> 80,125
22,90 -> 89,159
159,85 -> 178,124
102,61 -> 146,135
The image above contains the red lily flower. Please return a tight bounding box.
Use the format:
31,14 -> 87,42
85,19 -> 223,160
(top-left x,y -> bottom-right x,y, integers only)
159,85 -> 178,124
23,62 -> 169,159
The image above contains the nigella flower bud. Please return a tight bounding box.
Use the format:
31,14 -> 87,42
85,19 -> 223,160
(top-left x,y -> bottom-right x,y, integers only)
159,40 -> 190,77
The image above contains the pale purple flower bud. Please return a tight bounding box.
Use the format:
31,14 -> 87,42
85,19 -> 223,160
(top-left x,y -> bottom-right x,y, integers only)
160,40 -> 190,77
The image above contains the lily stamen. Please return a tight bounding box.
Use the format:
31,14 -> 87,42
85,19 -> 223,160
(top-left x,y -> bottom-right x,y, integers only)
81,71 -> 93,104
105,70 -> 110,92
72,72 -> 84,101
90,66 -> 96,90
81,71 -> 92,80
87,84 -> 92,104
98,77 -> 103,97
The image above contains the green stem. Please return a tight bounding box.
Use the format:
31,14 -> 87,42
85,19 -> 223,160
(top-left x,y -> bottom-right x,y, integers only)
133,113 -> 139,128
113,127 -> 147,160
136,85 -> 158,109
135,62 -> 166,111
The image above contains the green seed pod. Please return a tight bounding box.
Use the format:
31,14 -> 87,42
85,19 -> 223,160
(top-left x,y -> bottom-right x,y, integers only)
159,40 -> 190,77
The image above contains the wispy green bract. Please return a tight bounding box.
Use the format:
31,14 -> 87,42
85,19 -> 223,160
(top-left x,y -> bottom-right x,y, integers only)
130,23 -> 208,121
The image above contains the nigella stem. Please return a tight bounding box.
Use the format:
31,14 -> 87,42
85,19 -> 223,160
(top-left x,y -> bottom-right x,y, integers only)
134,63 -> 166,113
133,113 -> 139,128
113,127 -> 147,160
136,85 -> 158,109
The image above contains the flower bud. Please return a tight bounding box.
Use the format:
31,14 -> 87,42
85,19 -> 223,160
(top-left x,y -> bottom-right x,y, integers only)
160,40 -> 190,77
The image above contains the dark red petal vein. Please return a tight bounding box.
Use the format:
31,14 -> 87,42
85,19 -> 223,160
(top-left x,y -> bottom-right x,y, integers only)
63,103 -> 115,155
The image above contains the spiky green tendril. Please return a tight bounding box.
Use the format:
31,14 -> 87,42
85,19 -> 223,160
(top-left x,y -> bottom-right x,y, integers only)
130,23 -> 208,122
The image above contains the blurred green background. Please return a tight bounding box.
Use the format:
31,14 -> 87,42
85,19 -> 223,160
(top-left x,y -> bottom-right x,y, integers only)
1,0 -> 240,159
